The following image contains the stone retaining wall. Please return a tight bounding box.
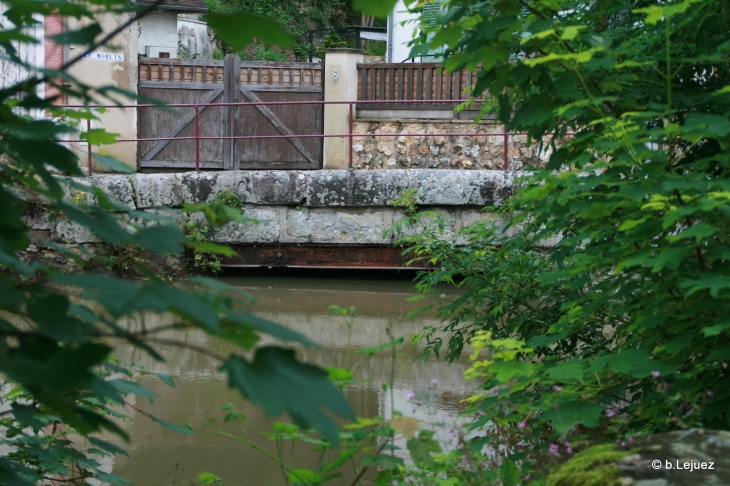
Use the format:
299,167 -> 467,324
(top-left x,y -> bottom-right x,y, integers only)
352,120 -> 554,170
24,170 -> 515,250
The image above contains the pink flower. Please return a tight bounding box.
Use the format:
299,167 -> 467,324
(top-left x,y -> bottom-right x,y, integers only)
518,421 -> 526,429
391,481 -> 398,486
564,441 -> 573,454
430,378 -> 439,385
461,454 -> 468,463
553,386 -> 563,392
549,443 -> 560,454
706,390 -> 714,397
651,370 -> 661,378
605,409 -> 617,418
407,392 -> 415,400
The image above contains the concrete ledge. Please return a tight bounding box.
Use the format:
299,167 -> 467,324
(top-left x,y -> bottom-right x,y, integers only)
86,169 -> 515,209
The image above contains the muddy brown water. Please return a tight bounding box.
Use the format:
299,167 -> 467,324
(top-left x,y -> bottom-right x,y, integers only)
103,274 -> 474,486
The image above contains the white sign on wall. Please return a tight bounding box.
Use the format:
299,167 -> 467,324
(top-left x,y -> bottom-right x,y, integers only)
360,31 -> 387,42
82,51 -> 124,61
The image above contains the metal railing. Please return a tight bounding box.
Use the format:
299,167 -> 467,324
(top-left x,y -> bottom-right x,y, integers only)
59,99 -> 532,176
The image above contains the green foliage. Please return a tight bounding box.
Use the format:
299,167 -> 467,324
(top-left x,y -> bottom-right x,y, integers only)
0,1 -> 352,484
182,220 -> 222,275
390,0 -> 730,482
206,0 -> 360,61
314,30 -> 350,59
392,188 -> 419,216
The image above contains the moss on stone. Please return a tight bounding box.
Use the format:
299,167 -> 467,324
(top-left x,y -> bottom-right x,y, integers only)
214,189 -> 242,209
545,444 -> 634,486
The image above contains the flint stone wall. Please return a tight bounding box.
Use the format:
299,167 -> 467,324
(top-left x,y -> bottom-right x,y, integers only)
25,170 -> 515,248
352,120 -> 554,170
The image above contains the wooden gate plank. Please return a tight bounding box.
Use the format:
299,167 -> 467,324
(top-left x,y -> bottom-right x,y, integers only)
239,88 -> 319,167
223,54 -> 241,169
140,88 -> 223,162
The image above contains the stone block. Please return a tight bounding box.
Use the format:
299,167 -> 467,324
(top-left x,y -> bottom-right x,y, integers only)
213,171 -> 253,202
81,175 -> 136,208
284,207 -> 389,244
210,205 -> 280,244
132,173 -> 183,208
250,171 -> 306,205
306,171 -> 350,206
54,219 -> 99,244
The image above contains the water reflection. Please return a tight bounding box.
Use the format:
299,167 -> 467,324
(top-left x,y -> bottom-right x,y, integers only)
105,274 -> 473,486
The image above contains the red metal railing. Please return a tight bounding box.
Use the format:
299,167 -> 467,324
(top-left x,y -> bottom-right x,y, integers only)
59,99 -> 534,176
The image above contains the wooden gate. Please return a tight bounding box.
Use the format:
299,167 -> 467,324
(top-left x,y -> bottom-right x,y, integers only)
138,55 -> 323,170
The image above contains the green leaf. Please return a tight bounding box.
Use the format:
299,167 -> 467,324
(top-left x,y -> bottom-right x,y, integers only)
91,153 -> 135,173
0,458 -> 33,486
322,448 -> 359,473
198,472 -> 222,484
133,225 -> 185,254
325,367 -> 354,382
220,322 -> 260,349
151,415 -> 193,435
186,241 -> 238,257
352,0 -> 397,17
108,379 -> 159,403
81,129 -> 119,145
361,454 -> 404,470
546,362 -> 584,383
226,311 -> 311,345
288,468 -> 321,485
489,360 -> 535,381
701,321 -> 730,337
88,437 -> 128,457
406,429 -> 442,466
156,374 -> 176,387
221,347 -> 353,444
11,404 -> 44,430
634,0 -> 704,25
499,458 -> 520,486
560,26 -> 584,40
543,400 -> 602,435
204,13 -> 293,51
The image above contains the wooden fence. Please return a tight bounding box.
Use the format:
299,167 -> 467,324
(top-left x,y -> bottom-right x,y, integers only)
356,62 -> 485,119
138,56 -> 323,170
139,58 -> 323,91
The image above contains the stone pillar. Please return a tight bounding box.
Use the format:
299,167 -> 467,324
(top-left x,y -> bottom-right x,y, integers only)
323,48 -> 363,170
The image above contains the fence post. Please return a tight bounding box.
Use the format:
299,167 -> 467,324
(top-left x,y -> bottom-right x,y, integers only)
87,118 -> 92,176
223,54 -> 241,170
194,104 -> 200,171
503,123 -> 509,171
323,48 -> 363,170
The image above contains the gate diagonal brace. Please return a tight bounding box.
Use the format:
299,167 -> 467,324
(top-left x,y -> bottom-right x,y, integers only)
238,88 -> 319,167
141,88 -> 223,162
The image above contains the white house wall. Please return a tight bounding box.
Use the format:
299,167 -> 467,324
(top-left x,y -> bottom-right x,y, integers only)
0,10 -> 44,101
387,0 -> 420,63
137,11 -> 178,58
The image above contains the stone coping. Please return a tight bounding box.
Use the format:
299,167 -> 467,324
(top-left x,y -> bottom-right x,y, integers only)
79,169 -> 515,209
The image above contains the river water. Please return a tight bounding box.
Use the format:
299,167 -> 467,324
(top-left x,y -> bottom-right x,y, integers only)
104,273 -> 474,486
